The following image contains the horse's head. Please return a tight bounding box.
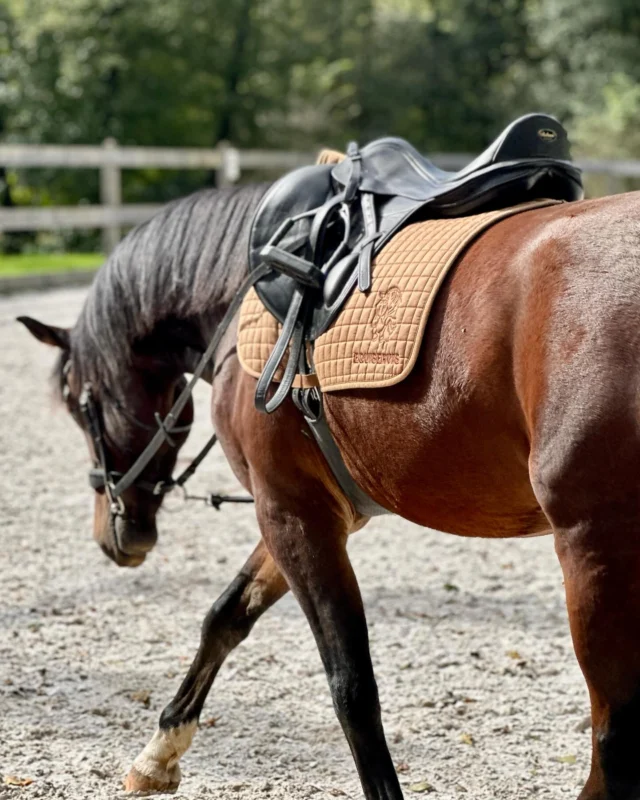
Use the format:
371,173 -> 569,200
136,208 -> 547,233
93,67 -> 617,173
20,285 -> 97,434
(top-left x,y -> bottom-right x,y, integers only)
18,316 -> 194,568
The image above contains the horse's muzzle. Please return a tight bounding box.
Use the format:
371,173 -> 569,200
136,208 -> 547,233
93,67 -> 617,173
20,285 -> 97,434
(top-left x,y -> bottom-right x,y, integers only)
113,516 -> 158,559
95,512 -> 157,568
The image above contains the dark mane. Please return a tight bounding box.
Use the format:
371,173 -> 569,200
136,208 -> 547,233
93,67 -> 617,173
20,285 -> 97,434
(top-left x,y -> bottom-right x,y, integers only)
54,183 -> 271,395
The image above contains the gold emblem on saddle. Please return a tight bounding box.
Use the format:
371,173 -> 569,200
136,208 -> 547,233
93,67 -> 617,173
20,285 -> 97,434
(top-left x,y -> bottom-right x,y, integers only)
371,286 -> 401,343
537,128 -> 557,141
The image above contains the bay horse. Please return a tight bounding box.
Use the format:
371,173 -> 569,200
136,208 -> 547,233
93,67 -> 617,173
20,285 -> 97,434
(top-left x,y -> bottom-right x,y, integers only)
19,184 -> 640,800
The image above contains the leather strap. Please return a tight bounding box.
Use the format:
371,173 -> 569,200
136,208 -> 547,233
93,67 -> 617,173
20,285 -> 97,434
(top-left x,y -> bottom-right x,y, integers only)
291,389 -> 390,518
173,433 -> 219,488
344,142 -> 362,202
254,288 -> 306,413
296,372 -> 320,389
112,262 -> 271,498
309,192 -> 345,263
358,191 -> 377,292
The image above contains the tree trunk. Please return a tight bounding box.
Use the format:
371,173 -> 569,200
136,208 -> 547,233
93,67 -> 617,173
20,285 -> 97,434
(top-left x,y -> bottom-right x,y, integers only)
213,0 -> 254,146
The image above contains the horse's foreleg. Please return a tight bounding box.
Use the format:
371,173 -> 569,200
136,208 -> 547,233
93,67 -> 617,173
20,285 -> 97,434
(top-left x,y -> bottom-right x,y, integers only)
258,497 -> 403,800
124,539 -> 288,794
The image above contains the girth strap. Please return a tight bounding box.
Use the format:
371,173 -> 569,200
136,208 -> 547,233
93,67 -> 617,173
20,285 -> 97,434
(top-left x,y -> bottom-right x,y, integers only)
291,388 -> 390,518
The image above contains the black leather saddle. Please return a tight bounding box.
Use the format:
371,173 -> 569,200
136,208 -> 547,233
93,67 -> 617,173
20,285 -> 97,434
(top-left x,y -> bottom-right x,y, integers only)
247,113 -> 583,413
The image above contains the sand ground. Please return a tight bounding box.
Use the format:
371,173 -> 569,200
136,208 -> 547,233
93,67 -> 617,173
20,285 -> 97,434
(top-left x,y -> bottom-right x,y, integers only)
1,287 -> 589,799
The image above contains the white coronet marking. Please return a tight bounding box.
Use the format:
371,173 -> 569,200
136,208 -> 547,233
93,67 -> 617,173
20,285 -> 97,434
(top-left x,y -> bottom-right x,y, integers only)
132,721 -> 197,782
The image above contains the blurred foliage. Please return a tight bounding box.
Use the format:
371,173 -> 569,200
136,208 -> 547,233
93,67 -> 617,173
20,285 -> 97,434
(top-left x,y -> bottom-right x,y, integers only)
0,0 -> 639,251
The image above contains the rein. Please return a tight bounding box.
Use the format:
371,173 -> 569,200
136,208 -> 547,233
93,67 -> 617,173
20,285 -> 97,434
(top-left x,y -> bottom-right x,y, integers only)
79,381 -> 220,514
75,263 -> 271,517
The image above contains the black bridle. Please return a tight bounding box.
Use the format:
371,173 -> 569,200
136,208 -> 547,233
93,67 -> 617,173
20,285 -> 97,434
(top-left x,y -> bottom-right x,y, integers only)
65,265 -> 272,518
77,380 -> 216,516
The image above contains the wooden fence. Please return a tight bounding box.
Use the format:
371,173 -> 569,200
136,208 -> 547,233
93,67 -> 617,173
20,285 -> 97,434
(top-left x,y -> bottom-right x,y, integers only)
0,138 -> 638,253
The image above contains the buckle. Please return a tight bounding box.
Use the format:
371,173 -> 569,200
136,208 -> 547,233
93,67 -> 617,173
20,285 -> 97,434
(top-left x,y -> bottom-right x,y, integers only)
346,141 -> 361,161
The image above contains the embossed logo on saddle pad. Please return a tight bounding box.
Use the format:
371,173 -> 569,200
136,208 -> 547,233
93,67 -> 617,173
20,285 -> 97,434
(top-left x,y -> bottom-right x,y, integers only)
371,286 -> 401,342
237,200 -> 559,392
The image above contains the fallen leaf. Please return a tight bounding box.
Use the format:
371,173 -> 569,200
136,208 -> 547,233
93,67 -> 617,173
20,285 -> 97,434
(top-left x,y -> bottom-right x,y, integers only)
130,690 -> 151,707
395,762 -> 410,774
459,732 -> 474,746
506,650 -> 522,660
201,716 -> 220,728
443,582 -> 459,592
554,754 -> 577,765
408,780 -> 435,793
3,775 -> 33,787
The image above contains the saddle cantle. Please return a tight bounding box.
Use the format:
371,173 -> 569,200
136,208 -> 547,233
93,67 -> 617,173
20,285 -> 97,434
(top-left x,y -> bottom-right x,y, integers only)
247,113 -> 583,414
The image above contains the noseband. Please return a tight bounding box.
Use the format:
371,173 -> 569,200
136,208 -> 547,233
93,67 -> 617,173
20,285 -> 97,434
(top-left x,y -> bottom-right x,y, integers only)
78,381 -> 203,516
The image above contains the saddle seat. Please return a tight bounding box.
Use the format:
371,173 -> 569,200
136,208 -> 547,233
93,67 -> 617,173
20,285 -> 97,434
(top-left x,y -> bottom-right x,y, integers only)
247,113 -> 583,414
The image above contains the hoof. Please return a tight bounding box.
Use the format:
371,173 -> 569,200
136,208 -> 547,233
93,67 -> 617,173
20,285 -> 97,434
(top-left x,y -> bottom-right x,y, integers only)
123,764 -> 181,795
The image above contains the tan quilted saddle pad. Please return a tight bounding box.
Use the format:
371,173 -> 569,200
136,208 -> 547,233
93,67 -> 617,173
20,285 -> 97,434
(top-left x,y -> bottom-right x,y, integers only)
238,199 -> 558,392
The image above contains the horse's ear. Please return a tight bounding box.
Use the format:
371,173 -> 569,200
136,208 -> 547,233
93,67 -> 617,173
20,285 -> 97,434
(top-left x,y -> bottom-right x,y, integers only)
17,316 -> 70,349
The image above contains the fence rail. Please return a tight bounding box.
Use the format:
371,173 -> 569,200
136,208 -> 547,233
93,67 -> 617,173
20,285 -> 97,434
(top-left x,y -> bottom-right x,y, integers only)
0,139 -> 638,253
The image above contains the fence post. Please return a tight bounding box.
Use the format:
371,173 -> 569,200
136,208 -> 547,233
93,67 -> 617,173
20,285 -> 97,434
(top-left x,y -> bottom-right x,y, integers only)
216,141 -> 241,188
100,137 -> 122,254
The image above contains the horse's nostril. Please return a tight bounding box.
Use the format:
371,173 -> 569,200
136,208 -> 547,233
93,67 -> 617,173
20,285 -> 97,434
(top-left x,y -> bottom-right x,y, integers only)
114,517 -> 158,556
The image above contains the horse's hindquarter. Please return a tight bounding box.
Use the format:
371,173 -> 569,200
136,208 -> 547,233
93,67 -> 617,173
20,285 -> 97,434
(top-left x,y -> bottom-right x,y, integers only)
324,195 -> 640,538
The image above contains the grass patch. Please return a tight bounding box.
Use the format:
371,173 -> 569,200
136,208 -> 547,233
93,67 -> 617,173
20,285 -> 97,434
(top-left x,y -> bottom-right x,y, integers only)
0,252 -> 104,277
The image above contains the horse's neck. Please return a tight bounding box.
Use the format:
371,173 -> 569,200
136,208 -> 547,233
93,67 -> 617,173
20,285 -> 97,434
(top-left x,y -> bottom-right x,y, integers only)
89,185 -> 262,387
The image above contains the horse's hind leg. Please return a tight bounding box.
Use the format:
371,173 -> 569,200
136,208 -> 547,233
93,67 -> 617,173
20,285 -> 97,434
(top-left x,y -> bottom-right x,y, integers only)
551,522 -> 640,800
255,489 -> 403,800
124,540 -> 288,794
533,410 -> 640,799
